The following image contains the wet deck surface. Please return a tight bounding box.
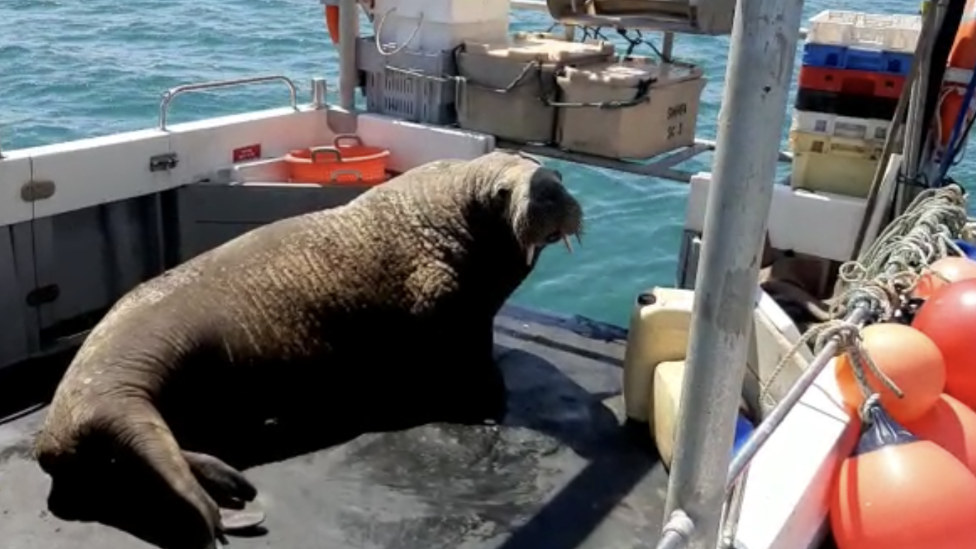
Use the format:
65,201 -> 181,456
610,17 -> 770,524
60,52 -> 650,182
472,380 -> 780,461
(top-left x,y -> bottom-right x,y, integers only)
0,306 -> 667,549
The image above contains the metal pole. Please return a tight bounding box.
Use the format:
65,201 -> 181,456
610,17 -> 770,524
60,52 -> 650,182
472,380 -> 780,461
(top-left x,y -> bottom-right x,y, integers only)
311,77 -> 328,109
662,0 -> 805,547
338,0 -> 359,110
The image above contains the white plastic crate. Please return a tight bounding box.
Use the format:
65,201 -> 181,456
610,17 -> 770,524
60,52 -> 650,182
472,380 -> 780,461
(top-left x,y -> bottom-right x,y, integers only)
807,10 -> 921,53
556,59 -> 706,159
789,130 -> 882,198
791,110 -> 890,142
373,0 -> 509,52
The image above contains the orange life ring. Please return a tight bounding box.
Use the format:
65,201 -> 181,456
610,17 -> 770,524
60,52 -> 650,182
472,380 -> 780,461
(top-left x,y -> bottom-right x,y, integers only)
938,0 -> 976,148
324,5 -> 341,45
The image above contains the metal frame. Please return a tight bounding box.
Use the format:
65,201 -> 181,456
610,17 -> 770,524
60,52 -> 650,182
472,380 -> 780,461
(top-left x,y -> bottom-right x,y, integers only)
502,140 -> 791,184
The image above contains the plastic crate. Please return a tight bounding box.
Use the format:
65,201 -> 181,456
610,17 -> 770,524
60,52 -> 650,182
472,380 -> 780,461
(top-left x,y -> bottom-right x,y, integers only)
807,10 -> 921,54
791,110 -> 890,142
373,0 -> 509,52
802,43 -> 913,76
795,88 -> 897,120
357,36 -> 457,125
789,130 -> 882,198
555,58 -> 706,159
456,32 -> 615,144
374,0 -> 510,23
798,66 -> 905,99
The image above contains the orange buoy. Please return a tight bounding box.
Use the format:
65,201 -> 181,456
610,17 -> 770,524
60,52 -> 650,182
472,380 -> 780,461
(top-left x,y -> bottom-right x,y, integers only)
912,256 -> 976,299
913,278 -> 976,411
904,393 -> 976,476
831,403 -> 976,549
938,0 -> 976,148
834,322 -> 945,424
324,5 -> 340,45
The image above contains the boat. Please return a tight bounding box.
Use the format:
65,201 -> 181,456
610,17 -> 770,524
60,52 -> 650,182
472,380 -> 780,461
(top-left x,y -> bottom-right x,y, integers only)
0,0 -> 973,548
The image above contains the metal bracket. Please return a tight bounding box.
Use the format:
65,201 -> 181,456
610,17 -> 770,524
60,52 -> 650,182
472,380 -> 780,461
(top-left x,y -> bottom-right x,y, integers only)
326,107 -> 358,135
20,179 -> 56,202
150,153 -> 179,172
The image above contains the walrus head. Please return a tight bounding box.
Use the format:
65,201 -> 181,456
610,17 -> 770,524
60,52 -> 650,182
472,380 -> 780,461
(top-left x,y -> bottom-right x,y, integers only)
470,151 -> 584,266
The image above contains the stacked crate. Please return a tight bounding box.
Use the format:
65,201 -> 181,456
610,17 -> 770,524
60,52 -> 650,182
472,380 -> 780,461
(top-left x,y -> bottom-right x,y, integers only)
789,10 -> 921,198
357,0 -> 511,125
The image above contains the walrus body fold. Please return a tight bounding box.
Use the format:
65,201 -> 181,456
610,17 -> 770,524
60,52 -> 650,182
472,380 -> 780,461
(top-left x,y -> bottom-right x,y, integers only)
34,151 -> 584,549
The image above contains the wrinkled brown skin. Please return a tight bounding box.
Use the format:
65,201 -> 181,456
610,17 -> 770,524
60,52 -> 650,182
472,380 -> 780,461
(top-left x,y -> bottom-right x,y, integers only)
33,151 -> 584,549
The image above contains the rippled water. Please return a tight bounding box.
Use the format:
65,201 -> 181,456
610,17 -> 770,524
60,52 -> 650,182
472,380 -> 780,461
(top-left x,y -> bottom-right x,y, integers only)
0,0 -> 965,325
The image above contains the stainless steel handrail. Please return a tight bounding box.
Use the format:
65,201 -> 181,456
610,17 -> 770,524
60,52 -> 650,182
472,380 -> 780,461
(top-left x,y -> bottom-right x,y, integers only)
158,75 -> 299,131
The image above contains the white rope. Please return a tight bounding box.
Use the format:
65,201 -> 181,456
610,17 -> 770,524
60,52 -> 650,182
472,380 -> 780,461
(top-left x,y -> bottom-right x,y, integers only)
760,185 -> 972,410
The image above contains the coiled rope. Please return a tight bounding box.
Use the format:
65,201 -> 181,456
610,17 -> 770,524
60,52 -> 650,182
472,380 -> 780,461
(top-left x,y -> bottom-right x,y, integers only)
760,185 -> 974,419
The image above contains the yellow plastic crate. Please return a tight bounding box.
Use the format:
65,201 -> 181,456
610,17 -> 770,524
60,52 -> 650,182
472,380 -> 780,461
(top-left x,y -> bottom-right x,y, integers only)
789,130 -> 882,198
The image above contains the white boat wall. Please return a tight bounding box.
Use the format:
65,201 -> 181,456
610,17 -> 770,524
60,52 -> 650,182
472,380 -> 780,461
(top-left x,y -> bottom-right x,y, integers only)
0,103 -> 495,365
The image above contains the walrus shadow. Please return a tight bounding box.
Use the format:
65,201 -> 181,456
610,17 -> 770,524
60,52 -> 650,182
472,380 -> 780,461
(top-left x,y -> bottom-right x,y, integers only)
317,347 -> 662,549
41,344 -> 660,549
490,348 -> 662,549
45,453 -> 252,549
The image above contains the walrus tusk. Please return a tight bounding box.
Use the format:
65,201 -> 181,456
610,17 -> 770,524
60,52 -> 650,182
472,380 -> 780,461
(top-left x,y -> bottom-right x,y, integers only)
563,236 -> 573,253
526,245 -> 535,266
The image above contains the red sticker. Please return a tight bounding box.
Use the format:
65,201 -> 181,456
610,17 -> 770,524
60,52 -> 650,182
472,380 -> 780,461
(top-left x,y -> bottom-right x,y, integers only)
233,144 -> 262,163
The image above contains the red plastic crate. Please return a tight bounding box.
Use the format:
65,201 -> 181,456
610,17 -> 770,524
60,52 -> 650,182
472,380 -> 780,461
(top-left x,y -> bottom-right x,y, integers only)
798,66 -> 905,99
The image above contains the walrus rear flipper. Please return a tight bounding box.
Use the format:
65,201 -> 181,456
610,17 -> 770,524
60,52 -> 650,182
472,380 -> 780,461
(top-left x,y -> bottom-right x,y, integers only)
183,450 -> 266,531
110,398 -> 226,547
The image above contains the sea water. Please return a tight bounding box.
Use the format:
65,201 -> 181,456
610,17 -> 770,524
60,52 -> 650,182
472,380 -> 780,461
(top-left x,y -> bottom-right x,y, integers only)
1,0 -> 970,326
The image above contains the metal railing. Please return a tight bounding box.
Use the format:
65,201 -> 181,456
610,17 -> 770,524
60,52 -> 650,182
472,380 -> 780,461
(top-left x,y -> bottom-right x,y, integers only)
158,74 -> 299,131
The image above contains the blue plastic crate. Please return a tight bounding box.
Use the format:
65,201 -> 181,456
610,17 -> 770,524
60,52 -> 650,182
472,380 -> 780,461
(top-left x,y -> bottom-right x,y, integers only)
802,43 -> 913,76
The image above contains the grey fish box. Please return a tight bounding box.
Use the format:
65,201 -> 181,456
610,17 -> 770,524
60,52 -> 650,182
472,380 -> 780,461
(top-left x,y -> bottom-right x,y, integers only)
357,36 -> 459,126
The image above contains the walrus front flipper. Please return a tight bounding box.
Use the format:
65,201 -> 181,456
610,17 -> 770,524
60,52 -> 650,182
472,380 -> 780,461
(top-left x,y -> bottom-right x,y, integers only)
183,451 -> 259,512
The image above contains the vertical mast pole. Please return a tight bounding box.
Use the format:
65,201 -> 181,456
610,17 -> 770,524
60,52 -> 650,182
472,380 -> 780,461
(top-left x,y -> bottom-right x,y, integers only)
662,0 -> 806,547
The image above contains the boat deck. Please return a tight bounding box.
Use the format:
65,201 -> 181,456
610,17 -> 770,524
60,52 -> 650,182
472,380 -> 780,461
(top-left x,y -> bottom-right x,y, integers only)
0,305 -> 667,549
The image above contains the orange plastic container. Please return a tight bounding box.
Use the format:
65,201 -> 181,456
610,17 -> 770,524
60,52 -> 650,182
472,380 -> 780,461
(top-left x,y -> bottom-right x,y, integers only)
285,134 -> 390,185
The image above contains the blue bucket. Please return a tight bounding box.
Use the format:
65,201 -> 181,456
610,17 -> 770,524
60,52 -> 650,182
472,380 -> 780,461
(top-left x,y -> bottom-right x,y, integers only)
955,240 -> 976,261
732,413 -> 754,458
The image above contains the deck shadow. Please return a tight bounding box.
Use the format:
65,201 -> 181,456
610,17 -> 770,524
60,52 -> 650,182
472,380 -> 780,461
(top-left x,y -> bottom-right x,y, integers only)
0,309 -> 665,549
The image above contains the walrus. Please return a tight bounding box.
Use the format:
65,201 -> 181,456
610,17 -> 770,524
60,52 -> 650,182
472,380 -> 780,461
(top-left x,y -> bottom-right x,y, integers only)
33,151 -> 584,549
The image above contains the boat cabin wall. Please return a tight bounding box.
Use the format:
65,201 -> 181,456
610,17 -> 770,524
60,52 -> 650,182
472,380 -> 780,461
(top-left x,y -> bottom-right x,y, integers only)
0,107 -> 495,370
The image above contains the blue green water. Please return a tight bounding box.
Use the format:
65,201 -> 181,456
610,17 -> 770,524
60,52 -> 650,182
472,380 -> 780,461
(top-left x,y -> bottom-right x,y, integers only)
0,0 -> 962,326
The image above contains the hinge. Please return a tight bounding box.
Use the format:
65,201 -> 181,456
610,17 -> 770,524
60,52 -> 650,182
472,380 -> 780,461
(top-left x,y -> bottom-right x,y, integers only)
26,284 -> 60,306
150,152 -> 179,172
20,179 -> 56,202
